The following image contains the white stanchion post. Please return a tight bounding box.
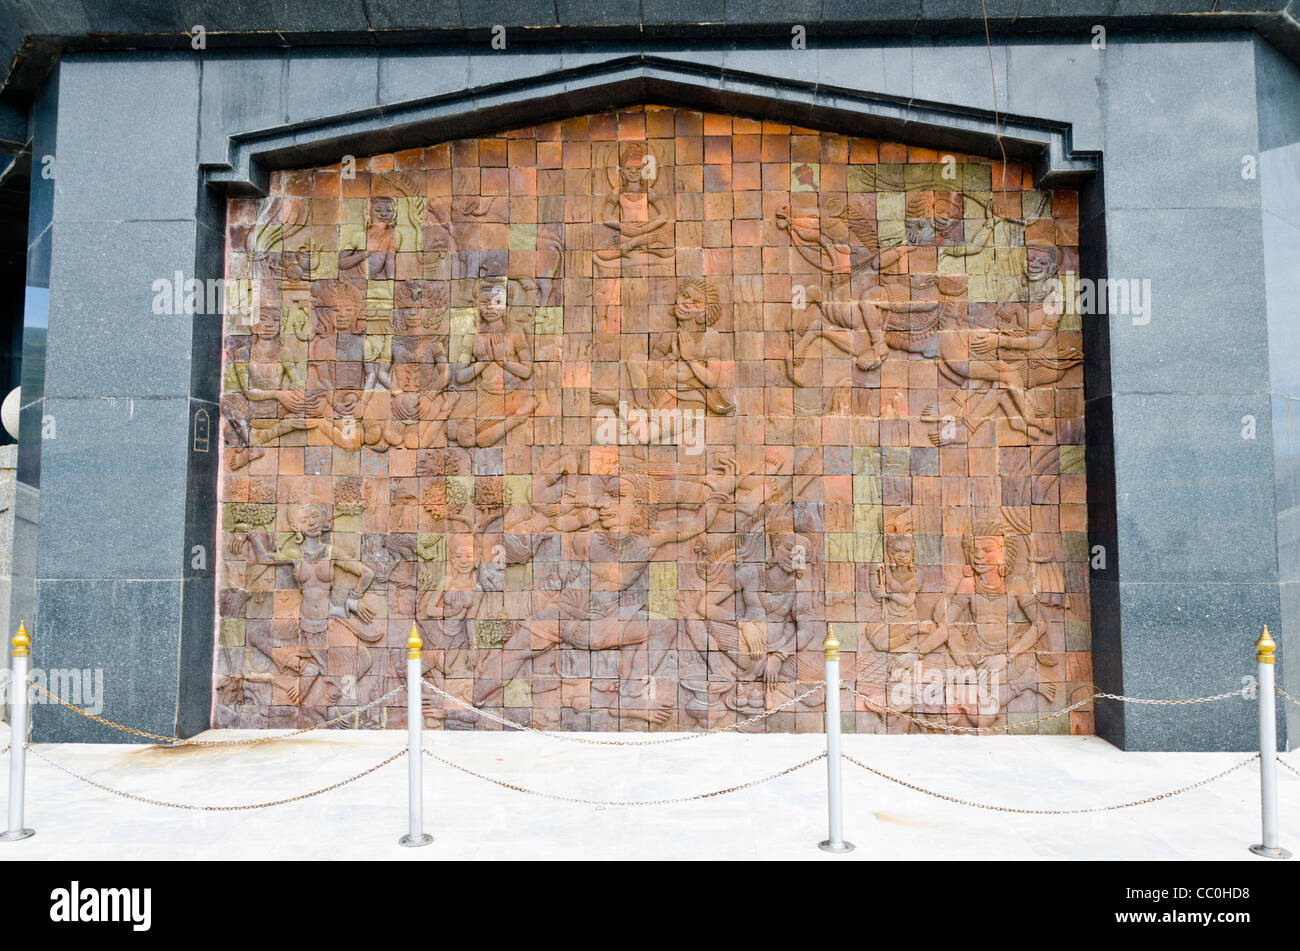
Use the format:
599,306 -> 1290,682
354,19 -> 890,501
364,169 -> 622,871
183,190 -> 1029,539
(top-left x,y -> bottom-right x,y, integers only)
398,624 -> 432,848
818,631 -> 853,854
1251,625 -> 1290,859
2,621 -> 34,842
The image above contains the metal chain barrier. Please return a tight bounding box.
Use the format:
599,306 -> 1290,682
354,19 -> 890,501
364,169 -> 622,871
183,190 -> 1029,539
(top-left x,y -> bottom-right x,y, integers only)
841,682 -> 1093,734
25,679 -> 403,747
843,752 -> 1260,814
1276,685 -> 1300,709
841,682 -> 1248,736
1278,757 -> 1300,780
1094,686 -> 1250,706
24,744 -> 407,811
422,678 -> 825,745
423,747 -> 826,806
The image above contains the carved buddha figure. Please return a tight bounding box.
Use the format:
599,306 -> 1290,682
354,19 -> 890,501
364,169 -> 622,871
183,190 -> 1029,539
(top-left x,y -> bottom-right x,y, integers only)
594,141 -> 673,271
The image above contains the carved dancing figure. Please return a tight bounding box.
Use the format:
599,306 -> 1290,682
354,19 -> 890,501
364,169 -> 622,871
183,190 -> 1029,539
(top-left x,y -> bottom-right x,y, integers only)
239,502 -> 379,720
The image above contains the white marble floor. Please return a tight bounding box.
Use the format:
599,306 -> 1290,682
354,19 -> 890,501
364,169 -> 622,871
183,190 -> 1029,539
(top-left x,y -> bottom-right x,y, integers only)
0,722 -> 1295,860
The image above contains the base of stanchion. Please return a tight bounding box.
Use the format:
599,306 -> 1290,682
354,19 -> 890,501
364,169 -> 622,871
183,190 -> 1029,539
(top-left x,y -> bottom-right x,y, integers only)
398,833 -> 433,848
1249,844 -> 1292,860
818,839 -> 855,854
0,829 -> 34,842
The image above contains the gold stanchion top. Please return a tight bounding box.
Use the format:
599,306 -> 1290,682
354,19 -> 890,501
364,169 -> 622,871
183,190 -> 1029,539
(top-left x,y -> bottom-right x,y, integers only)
1256,625 -> 1276,664
11,620 -> 29,658
823,631 -> 840,661
407,623 -> 423,659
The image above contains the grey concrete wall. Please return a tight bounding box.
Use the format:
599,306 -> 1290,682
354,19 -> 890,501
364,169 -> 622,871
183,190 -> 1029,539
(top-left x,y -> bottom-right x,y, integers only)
15,30 -> 1294,748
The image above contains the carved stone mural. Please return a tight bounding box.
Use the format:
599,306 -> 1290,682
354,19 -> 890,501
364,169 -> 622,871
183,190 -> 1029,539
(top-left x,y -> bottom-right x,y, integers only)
215,105 -> 1092,734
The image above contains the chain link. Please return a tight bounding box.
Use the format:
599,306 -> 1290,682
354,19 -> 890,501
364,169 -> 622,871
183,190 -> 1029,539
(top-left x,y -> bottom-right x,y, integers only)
422,678 -> 825,745
844,751 -> 1259,814
25,680 -> 403,746
1276,686 -> 1300,709
1278,756 -> 1300,780
1094,686 -> 1249,706
423,747 -> 825,806
840,682 -> 1092,734
841,682 -> 1247,735
25,745 -> 407,811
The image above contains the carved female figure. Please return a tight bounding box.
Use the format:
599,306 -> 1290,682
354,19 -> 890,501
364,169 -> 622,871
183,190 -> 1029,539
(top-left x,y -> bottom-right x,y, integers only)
916,523 -> 1051,726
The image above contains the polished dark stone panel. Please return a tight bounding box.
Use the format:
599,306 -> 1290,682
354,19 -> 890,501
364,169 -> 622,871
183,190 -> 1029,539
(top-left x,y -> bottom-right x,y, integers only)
1111,580 -> 1281,751
53,54 -> 200,223
30,578 -> 182,743
1257,36 -> 1300,746
1102,37 -> 1260,211
286,48 -> 379,122
198,53 -> 287,167
1104,208 -> 1268,395
36,397 -> 190,580
1256,38 -> 1300,150
41,221 -> 198,400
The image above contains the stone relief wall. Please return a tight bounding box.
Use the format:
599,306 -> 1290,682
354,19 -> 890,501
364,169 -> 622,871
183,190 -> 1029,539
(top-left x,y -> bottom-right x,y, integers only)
214,105 -> 1092,734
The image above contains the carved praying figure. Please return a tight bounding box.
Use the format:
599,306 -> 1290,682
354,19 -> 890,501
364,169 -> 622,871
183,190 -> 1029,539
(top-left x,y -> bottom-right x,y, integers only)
446,273 -> 536,447
868,532 -> 920,621
671,277 -> 735,416
735,527 -> 816,686
595,278 -> 734,441
336,195 -> 397,280
416,532 -> 500,647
